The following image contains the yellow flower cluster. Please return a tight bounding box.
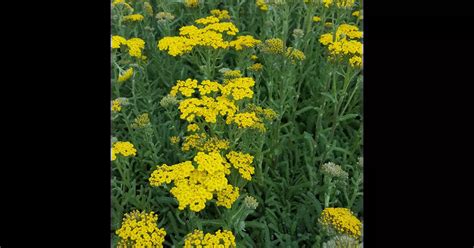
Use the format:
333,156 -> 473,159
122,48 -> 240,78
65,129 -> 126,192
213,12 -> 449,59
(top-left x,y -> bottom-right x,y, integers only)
112,141 -> 137,161
353,10 -> 363,20
131,113 -> 150,128
149,152 -> 241,212
158,12 -> 260,56
223,69 -> 242,78
195,16 -> 220,25
215,184 -> 240,208
246,104 -> 278,120
226,151 -> 255,180
319,24 -> 363,67
112,0 -> 124,6
170,77 -> 258,124
167,75 -> 272,134
256,0 -> 269,11
112,35 -> 146,60
182,133 -> 207,151
202,137 -> 230,152
226,112 -> 265,132
313,16 -> 321,22
118,67 -> 134,83
182,132 -> 229,152
221,77 -> 256,100
320,208 -> 362,239
170,136 -> 180,144
229,35 -> 262,51
248,63 -> 263,72
187,123 -> 200,132
112,35 -> 127,49
184,229 -> 236,248
322,0 -> 355,8
170,78 -> 199,97
127,38 -> 147,59
112,99 -> 122,112
260,38 -> 306,62
178,96 -> 238,123
115,210 -> 166,248
123,14 -> 144,22
210,9 -> 231,20
112,0 -> 133,10
286,47 -> 306,62
185,0 -> 199,7
260,38 -> 285,54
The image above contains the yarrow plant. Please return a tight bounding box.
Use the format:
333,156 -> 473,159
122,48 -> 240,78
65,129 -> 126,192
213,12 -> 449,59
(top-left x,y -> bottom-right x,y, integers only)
112,1 -> 363,246
157,11 -> 260,57
319,24 -> 363,67
184,229 -> 236,247
112,141 -> 137,161
319,207 -> 362,239
116,210 -> 167,248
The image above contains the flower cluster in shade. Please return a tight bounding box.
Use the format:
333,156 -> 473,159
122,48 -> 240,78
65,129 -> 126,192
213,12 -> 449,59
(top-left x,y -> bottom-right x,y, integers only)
256,0 -> 269,11
244,195 -> 259,210
143,1 -> 153,16
168,76 -> 275,132
157,10 -> 261,56
321,162 -> 348,179
258,38 -> 306,62
149,150 -> 254,212
182,132 -> 230,153
185,0 -> 199,8
115,210 -> 166,248
131,113 -> 151,129
112,141 -> 137,161
319,24 -> 363,67
248,63 -> 263,72
319,208 -> 362,239
184,229 -> 236,248
112,35 -> 147,60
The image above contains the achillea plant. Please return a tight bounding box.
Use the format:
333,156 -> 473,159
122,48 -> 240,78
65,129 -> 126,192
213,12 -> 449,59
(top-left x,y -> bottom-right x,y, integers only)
112,141 -> 137,161
319,24 -> 363,67
112,35 -> 147,60
184,229 -> 236,248
149,150 -> 254,212
116,210 -> 166,248
320,208 -> 362,239
157,11 -> 260,57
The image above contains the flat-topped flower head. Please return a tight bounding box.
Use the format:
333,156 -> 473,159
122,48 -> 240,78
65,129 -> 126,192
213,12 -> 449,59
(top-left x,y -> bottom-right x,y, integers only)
112,141 -> 137,160
116,210 -> 166,248
123,14 -> 144,22
184,229 -> 236,248
320,208 -> 362,239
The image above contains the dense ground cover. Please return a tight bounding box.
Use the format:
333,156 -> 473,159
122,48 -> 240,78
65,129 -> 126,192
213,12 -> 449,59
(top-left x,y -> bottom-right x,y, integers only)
111,0 -> 363,247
